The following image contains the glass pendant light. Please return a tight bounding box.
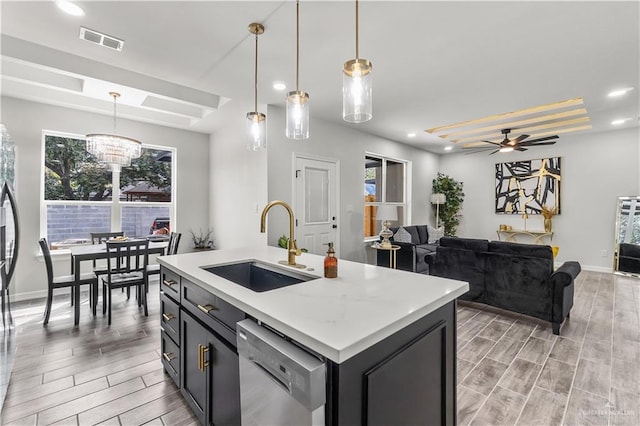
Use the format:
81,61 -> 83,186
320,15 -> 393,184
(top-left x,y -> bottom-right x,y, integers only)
86,92 -> 142,173
246,23 -> 267,151
286,0 -> 310,140
343,0 -> 372,123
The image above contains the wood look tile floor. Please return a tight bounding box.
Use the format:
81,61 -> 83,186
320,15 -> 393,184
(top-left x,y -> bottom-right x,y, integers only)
0,271 -> 638,425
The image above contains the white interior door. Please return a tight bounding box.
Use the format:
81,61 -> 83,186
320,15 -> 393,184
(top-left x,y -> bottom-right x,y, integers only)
294,156 -> 338,256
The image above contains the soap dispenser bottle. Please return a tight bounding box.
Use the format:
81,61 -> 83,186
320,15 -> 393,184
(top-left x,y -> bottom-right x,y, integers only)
324,242 -> 338,278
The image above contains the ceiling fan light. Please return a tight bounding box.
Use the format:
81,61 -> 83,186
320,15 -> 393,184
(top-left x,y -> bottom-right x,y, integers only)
499,147 -> 514,153
286,90 -> 310,140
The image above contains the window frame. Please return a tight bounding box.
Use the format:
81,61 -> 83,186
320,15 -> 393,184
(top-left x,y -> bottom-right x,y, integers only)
364,152 -> 410,242
40,130 -> 177,251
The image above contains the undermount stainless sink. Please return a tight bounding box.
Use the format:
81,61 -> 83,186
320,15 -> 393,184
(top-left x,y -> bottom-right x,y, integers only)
202,260 -> 318,292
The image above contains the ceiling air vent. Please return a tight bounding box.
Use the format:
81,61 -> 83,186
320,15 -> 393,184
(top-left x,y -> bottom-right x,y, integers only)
79,27 -> 124,51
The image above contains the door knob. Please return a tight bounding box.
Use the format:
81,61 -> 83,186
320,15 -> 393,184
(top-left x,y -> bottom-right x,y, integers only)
332,225 -> 337,229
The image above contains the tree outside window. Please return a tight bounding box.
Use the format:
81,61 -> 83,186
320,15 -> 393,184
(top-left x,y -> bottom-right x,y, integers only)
43,133 -> 173,246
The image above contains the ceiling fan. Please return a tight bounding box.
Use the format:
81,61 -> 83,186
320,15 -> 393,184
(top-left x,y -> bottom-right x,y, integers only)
463,129 -> 558,155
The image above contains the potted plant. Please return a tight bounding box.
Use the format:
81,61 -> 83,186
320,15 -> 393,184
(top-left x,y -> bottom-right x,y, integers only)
432,173 -> 465,236
189,227 -> 214,250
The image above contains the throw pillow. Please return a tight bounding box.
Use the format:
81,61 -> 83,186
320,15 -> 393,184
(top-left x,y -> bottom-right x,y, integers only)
393,227 -> 413,243
427,225 -> 445,244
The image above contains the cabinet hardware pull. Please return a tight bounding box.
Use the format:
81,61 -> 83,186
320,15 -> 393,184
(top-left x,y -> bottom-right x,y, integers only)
197,304 -> 215,314
202,346 -> 210,369
162,313 -> 175,322
163,352 -> 176,362
163,279 -> 176,287
197,344 -> 202,371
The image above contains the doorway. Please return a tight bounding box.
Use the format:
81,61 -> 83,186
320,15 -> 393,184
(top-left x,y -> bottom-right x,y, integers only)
293,155 -> 339,256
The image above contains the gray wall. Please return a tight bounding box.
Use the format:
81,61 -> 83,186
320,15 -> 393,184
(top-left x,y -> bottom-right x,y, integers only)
439,126 -> 640,271
209,101 -> 268,250
266,105 -> 440,264
1,96 -> 210,300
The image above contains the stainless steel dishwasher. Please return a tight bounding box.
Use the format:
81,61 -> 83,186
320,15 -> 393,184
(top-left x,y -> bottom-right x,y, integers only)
236,319 -> 326,426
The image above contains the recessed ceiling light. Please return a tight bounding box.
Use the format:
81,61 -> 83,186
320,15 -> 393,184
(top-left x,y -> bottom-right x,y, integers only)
611,118 -> 628,125
608,88 -> 633,97
444,146 -> 453,151
55,0 -> 85,16
407,132 -> 416,138
273,82 -> 286,91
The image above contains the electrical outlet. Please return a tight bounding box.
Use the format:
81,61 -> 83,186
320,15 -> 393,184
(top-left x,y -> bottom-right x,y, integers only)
601,249 -> 608,257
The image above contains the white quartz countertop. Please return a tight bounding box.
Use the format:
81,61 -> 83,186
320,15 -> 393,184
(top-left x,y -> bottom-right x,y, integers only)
158,246 -> 468,363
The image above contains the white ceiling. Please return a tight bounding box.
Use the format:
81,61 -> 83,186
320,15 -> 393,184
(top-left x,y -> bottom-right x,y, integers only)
1,1 -> 638,154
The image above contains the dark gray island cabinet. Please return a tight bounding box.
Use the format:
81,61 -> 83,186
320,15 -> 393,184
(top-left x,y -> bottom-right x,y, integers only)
158,247 -> 468,426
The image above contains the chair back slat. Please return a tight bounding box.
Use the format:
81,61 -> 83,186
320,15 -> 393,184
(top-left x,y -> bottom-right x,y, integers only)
167,232 -> 182,255
91,231 -> 124,245
38,238 -> 54,285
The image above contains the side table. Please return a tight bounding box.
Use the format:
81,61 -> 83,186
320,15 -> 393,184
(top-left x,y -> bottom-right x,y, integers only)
371,244 -> 401,269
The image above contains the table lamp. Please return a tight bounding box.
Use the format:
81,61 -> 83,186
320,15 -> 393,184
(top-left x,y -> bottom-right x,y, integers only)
376,205 -> 398,248
430,193 -> 446,229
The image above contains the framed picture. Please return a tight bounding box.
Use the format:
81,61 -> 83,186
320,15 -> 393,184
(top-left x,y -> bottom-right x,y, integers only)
495,157 -> 561,214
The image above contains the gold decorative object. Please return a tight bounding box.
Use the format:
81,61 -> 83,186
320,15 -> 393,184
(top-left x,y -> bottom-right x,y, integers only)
541,205 -> 556,233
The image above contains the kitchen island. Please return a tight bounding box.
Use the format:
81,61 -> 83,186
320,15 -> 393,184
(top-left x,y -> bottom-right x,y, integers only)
158,246 -> 468,425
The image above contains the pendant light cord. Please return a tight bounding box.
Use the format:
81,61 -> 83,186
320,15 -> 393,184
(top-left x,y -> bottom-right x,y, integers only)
254,30 -> 258,113
296,0 -> 300,91
355,0 -> 359,60
109,92 -> 121,132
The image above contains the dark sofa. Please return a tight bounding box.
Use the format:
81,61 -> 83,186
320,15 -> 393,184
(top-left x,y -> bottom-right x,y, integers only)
376,225 -> 438,273
432,237 -> 581,335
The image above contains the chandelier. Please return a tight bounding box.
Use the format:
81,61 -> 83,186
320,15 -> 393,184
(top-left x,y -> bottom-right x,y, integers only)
86,92 -> 142,172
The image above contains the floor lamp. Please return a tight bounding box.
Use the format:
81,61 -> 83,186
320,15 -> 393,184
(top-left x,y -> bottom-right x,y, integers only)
430,193 -> 446,229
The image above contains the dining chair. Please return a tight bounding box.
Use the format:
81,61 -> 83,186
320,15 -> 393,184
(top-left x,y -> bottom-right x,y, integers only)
146,232 -> 181,286
90,231 -> 124,274
39,238 -> 98,325
102,239 -> 149,325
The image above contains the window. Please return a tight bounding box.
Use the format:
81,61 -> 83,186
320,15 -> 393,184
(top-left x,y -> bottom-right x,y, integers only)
42,132 -> 174,247
364,154 -> 408,240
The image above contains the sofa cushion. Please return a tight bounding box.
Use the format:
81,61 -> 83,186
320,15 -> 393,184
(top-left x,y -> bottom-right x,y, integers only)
427,225 -> 444,244
489,241 -> 553,260
416,226 -> 429,245
393,227 -> 413,243
401,226 -> 421,244
439,237 -> 489,252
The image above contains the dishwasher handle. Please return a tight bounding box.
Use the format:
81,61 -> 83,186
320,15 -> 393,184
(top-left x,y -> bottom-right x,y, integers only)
249,356 -> 292,394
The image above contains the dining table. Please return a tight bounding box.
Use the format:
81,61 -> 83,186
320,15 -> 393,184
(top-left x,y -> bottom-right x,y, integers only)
69,239 -> 168,325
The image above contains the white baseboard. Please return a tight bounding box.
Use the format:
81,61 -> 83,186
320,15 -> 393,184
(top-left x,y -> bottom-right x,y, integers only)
11,289 -> 68,303
580,264 -> 614,273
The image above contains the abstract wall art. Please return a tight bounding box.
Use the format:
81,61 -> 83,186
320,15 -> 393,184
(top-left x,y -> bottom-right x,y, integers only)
495,157 -> 561,214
